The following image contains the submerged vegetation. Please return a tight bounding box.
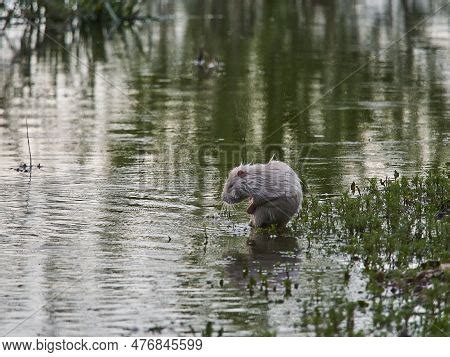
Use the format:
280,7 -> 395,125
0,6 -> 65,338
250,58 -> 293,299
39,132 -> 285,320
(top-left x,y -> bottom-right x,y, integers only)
231,169 -> 449,336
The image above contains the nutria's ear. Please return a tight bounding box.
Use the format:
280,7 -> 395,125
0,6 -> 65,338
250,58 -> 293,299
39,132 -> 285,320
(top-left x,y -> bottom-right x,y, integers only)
237,170 -> 247,178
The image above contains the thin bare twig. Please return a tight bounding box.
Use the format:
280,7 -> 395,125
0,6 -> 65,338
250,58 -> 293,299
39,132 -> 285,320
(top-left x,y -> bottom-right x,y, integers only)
25,118 -> 32,181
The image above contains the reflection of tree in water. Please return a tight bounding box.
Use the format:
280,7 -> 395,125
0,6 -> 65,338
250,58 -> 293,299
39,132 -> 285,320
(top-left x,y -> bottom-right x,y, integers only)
1,1 -> 448,192
0,0 -> 447,226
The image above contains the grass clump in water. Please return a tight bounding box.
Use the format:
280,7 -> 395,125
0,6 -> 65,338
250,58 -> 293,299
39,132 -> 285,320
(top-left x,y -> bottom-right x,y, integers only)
291,169 -> 449,336
296,169 -> 448,269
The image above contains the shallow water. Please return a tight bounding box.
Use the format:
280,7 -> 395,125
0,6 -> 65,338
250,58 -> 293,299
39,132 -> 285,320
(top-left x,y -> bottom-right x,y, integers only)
0,0 -> 449,336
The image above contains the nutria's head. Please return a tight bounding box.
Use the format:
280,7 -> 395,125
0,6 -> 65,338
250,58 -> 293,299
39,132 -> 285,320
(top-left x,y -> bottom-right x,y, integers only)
221,165 -> 249,204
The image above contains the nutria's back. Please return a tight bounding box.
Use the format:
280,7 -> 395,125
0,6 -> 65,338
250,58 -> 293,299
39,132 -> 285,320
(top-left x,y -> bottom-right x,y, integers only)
244,161 -> 302,204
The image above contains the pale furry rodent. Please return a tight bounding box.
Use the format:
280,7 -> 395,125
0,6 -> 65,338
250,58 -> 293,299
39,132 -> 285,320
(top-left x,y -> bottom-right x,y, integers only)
222,160 -> 303,228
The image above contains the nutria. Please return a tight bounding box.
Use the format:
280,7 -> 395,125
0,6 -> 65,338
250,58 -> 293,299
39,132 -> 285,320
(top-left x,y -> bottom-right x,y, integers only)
221,160 -> 303,228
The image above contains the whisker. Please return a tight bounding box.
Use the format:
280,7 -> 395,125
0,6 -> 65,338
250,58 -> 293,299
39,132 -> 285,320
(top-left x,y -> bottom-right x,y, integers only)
219,201 -> 236,218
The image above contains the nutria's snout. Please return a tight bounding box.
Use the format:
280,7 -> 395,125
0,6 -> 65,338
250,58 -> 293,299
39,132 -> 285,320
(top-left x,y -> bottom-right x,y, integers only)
221,182 -> 247,205
221,161 -> 303,228
221,191 -> 232,204
221,166 -> 249,205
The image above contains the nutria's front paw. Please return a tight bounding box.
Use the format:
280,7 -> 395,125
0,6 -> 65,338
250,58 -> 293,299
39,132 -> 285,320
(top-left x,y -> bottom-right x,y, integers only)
247,198 -> 257,214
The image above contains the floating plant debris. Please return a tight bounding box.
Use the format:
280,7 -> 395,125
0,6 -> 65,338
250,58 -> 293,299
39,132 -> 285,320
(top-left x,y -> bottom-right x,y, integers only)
10,163 -> 43,173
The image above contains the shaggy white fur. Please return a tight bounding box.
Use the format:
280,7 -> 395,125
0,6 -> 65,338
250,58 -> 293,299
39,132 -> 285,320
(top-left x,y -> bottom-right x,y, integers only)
222,160 -> 303,228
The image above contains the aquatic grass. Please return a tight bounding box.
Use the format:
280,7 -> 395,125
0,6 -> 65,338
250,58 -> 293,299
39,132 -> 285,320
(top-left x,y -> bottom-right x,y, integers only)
295,169 -> 449,270
288,169 -> 449,336
295,296 -> 365,337
201,321 -> 213,337
210,170 -> 447,335
293,267 -> 448,336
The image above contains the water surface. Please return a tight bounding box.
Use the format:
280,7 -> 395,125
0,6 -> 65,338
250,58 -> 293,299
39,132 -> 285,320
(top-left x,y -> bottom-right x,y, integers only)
0,0 -> 449,336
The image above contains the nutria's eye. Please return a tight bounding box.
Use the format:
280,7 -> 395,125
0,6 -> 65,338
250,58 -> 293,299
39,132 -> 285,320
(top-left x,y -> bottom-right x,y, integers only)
228,183 -> 234,190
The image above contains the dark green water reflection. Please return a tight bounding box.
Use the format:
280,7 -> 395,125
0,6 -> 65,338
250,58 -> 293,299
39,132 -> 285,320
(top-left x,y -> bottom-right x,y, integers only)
0,0 -> 448,336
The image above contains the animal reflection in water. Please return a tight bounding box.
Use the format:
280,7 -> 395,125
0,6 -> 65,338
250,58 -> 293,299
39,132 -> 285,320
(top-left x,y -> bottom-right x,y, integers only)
224,230 -> 301,293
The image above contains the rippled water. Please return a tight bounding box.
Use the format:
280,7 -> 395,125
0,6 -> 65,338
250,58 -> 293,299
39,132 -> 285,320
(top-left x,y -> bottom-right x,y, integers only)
0,0 -> 449,336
